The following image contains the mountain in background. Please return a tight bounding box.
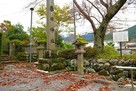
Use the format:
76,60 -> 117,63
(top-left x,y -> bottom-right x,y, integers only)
63,25 -> 136,43
81,33 -> 94,41
63,33 -> 94,43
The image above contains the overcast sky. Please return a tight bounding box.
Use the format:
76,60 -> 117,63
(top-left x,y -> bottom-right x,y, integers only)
0,0 -> 72,31
0,0 -> 31,30
0,0 -> 136,34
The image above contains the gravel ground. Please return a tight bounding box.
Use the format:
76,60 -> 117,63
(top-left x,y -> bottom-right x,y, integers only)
0,64 -> 136,91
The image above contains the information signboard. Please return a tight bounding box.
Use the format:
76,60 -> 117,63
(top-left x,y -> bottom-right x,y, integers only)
113,31 -> 128,42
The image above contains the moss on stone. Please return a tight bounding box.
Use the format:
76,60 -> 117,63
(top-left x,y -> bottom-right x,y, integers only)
77,37 -> 88,44
73,37 -> 88,45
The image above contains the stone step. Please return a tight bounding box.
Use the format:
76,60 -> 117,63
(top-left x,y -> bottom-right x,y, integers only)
1,58 -> 9,61
1,61 -> 18,64
1,54 -> 9,58
0,55 -> 10,63
0,55 -> 9,61
1,55 -> 18,64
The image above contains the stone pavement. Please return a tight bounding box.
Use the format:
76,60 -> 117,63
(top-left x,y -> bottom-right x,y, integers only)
0,64 -> 136,91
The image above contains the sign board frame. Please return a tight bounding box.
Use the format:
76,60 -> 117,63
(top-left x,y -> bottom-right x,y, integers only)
113,31 -> 129,42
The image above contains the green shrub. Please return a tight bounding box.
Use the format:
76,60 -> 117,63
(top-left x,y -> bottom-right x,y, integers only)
10,39 -> 22,45
51,50 -> 59,58
52,57 -> 66,63
62,43 -> 74,49
39,59 -> 49,63
84,47 -> 98,59
123,54 -> 136,59
49,63 -> 65,71
98,45 -> 119,59
38,63 -> 49,71
2,43 -> 9,54
31,53 -> 38,61
59,49 -> 77,59
16,52 -> 26,61
38,58 -> 67,71
10,40 -> 24,53
107,42 -> 114,47
9,55 -> 17,61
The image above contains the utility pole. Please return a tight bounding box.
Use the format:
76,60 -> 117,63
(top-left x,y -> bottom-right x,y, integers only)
30,7 -> 34,62
73,0 -> 76,40
46,0 -> 55,57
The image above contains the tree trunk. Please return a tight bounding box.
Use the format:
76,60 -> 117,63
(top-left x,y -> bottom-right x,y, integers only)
94,20 -> 109,52
94,29 -> 104,53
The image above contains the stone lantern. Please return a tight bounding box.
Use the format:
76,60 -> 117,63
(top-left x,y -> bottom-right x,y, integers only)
73,37 -> 88,75
37,41 -> 45,59
9,42 -> 15,57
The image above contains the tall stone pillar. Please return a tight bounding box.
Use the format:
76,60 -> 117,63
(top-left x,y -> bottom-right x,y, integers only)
46,0 -> 55,51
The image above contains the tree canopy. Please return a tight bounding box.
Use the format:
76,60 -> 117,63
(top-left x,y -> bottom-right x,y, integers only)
0,20 -> 29,44
36,4 -> 73,32
32,26 -> 46,42
74,0 -> 129,52
35,3 -> 74,47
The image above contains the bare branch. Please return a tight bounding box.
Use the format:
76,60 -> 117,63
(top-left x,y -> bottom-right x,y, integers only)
90,16 -> 101,24
82,1 -> 93,16
103,0 -> 127,25
25,0 -> 43,9
74,0 -> 96,30
87,0 -> 104,19
100,0 -> 108,9
88,6 -> 93,15
82,2 -> 88,14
